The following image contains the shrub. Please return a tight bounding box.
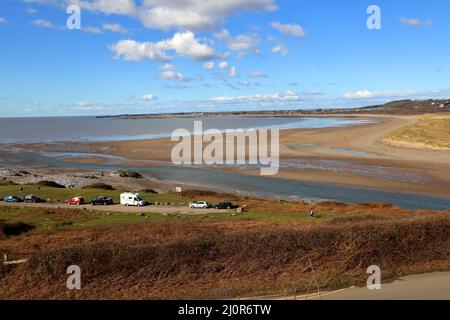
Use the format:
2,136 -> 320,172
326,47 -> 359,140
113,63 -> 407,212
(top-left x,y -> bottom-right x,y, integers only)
118,171 -> 142,179
35,181 -> 65,188
82,183 -> 116,190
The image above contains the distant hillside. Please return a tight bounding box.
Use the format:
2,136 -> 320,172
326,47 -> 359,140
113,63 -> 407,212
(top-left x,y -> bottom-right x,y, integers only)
97,99 -> 450,119
352,99 -> 450,115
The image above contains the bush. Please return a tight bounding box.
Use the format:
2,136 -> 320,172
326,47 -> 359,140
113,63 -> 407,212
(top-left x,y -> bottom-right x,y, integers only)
141,188 -> 158,194
82,183 -> 116,190
35,181 -> 66,188
118,171 -> 142,179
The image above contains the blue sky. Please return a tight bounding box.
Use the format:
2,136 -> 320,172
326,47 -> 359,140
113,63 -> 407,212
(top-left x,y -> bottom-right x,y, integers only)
0,0 -> 449,117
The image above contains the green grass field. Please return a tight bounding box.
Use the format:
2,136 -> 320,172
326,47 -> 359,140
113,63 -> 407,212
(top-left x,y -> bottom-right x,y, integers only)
0,205 -> 337,233
0,183 -> 348,233
0,183 -> 182,204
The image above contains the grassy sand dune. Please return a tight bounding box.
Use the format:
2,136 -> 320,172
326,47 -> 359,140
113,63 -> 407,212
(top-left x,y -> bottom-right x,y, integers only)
383,113 -> 450,151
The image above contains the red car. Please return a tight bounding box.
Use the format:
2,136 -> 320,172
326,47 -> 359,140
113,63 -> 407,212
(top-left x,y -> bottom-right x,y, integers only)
66,197 -> 85,205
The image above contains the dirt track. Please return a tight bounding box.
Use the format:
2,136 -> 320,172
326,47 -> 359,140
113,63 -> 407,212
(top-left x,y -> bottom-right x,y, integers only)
0,202 -> 228,215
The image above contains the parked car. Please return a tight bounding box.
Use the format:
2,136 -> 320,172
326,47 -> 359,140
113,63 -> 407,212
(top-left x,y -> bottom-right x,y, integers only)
3,195 -> 23,203
189,201 -> 211,209
91,196 -> 113,206
214,201 -> 234,209
66,197 -> 85,205
120,193 -> 146,207
24,195 -> 43,203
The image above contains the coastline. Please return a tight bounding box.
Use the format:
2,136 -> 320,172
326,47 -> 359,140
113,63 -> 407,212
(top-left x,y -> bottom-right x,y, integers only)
1,114 -> 449,200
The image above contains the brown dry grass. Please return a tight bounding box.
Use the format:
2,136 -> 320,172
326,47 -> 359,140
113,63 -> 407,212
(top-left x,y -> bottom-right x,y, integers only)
1,211 -> 449,300
384,113 -> 450,151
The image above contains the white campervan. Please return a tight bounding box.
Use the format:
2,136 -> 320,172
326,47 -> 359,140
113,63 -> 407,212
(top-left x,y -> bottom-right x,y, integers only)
120,193 -> 146,207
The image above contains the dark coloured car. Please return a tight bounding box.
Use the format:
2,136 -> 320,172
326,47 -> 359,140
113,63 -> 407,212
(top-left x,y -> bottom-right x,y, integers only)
214,201 -> 234,209
24,195 -> 43,203
3,196 -> 23,203
91,196 -> 114,206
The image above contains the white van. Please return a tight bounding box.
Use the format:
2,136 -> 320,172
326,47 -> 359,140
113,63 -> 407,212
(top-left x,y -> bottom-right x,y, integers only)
120,193 -> 146,207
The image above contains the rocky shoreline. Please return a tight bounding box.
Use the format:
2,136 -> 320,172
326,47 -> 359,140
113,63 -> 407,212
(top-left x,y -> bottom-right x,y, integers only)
0,168 -> 171,193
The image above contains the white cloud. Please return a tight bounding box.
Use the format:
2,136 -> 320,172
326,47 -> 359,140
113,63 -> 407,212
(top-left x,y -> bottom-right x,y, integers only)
31,19 -> 56,29
25,0 -> 277,31
139,0 -> 277,31
218,61 -> 229,69
271,44 -> 288,56
140,93 -> 157,101
110,39 -> 170,61
159,70 -> 186,81
270,22 -> 306,37
212,90 -> 300,102
0,17 -> 7,24
102,23 -> 129,34
71,0 -> 137,15
110,31 -> 220,62
166,31 -> 220,61
343,90 -> 378,99
248,71 -> 268,78
76,101 -> 94,107
399,17 -> 432,26
229,66 -> 238,78
343,90 -> 416,100
214,29 -> 260,55
203,61 -> 214,70
159,63 -> 175,70
83,26 -> 102,34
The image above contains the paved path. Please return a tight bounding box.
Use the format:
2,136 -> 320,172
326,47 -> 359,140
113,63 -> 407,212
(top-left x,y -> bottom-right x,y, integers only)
245,272 -> 450,300
0,202 -> 228,215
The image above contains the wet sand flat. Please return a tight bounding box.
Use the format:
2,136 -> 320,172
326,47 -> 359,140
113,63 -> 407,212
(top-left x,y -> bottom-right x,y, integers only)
5,114 -> 450,198
72,114 -> 450,198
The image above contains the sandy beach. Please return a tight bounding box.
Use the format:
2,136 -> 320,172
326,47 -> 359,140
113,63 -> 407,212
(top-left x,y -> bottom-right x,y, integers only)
17,114 -> 447,198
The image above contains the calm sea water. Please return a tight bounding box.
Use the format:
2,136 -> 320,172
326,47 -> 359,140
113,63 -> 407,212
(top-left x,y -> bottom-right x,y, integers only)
0,116 -> 374,144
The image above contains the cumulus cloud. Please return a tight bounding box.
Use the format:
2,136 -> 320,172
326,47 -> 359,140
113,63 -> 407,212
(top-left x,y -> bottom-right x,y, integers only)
166,31 -> 221,61
25,0 -> 277,31
270,22 -> 306,37
271,44 -> 289,56
159,70 -> 186,81
110,31 -> 220,62
229,66 -> 238,78
248,71 -> 268,78
140,93 -> 157,101
203,61 -> 214,70
214,29 -> 260,55
71,0 -> 137,16
102,23 -> 129,34
139,0 -> 277,31
159,63 -> 176,70
110,39 -> 170,61
218,61 -> 229,69
399,17 -> 432,26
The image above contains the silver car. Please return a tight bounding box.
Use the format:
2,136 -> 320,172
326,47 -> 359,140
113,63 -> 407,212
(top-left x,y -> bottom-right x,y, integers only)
189,201 -> 211,209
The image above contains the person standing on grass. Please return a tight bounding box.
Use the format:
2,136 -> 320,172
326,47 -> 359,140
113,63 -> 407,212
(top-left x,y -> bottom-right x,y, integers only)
309,207 -> 315,217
